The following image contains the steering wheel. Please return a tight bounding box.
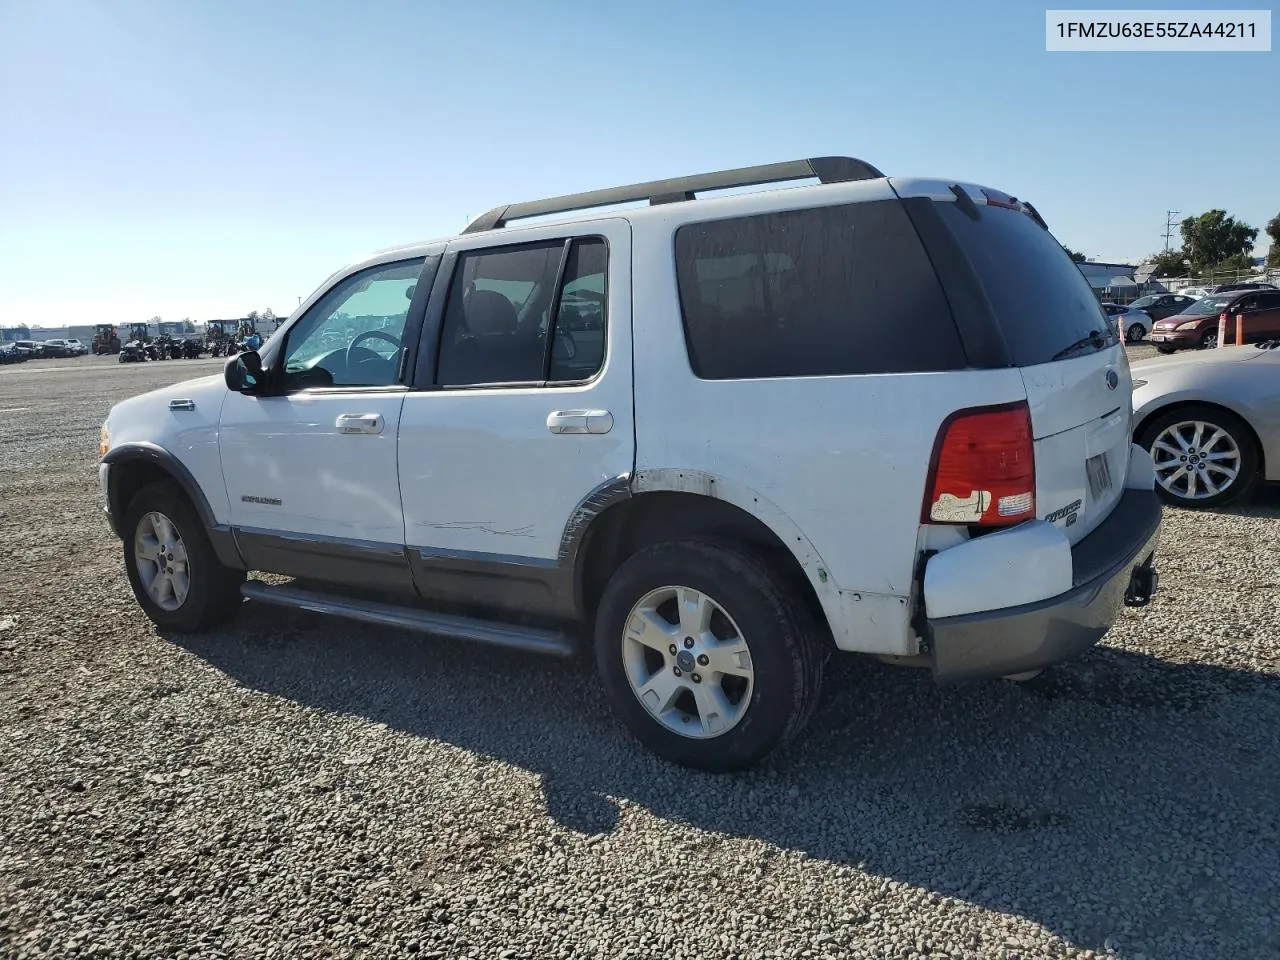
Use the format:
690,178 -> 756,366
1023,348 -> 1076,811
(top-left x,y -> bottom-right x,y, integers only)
346,329 -> 401,369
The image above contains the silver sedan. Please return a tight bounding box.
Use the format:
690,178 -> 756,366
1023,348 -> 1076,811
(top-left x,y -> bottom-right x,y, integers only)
1131,342 -> 1280,508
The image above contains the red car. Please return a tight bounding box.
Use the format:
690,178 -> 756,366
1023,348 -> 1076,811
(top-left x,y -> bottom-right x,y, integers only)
1148,290 -> 1280,353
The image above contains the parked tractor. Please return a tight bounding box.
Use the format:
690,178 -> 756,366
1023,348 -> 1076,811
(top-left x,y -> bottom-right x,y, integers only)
205,319 -> 242,357
92,324 -> 121,356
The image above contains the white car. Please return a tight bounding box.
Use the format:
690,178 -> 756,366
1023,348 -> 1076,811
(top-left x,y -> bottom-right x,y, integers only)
1115,305 -> 1152,342
97,157 -> 1163,771
64,338 -> 89,355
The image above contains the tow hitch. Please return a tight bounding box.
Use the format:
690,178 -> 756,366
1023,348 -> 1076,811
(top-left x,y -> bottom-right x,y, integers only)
1124,560 -> 1158,607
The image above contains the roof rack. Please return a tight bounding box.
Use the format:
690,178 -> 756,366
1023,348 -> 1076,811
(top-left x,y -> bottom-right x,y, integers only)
462,155 -> 886,234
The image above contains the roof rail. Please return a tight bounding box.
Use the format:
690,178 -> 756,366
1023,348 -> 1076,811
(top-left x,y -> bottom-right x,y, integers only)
462,156 -> 885,234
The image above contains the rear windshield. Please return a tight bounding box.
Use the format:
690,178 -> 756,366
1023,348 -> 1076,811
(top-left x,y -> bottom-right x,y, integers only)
934,202 -> 1117,366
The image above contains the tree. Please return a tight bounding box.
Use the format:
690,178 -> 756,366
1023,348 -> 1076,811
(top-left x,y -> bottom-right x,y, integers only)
1179,210 -> 1257,273
1146,250 -> 1189,278
246,309 -> 260,321
1266,213 -> 1280,268
1062,247 -> 1088,263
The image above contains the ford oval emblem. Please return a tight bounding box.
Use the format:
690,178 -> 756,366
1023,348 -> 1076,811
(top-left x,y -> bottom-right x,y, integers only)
1106,369 -> 1119,391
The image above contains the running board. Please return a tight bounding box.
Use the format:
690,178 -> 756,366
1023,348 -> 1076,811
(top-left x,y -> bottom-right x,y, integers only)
239,581 -> 577,658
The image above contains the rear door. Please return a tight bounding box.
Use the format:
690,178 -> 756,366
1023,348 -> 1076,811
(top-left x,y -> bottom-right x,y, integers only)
924,198 -> 1132,543
396,219 -> 633,619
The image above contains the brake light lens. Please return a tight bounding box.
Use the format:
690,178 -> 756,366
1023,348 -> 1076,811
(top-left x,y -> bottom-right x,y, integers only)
924,403 -> 1036,527
981,188 -> 1021,210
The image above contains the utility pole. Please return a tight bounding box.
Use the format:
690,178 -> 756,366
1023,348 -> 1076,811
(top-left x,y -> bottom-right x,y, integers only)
1162,210 -> 1180,252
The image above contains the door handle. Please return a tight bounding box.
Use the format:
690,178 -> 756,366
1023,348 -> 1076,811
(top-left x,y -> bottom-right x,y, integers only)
546,409 -> 613,435
336,413 -> 385,435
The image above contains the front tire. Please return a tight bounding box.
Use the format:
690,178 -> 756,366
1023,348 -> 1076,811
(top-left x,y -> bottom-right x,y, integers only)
122,481 -> 245,632
1200,329 -> 1219,349
594,538 -> 825,772
1138,405 -> 1258,509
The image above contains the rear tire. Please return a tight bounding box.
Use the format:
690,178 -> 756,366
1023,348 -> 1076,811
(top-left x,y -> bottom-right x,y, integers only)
594,538 -> 825,772
1137,405 -> 1258,509
1126,323 -> 1146,343
122,481 -> 245,632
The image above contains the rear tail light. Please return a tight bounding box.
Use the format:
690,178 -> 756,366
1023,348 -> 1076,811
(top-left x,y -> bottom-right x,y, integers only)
923,402 -> 1036,527
981,188 -> 1021,210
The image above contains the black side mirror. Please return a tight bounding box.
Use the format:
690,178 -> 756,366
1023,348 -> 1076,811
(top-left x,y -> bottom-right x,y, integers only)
224,350 -> 264,394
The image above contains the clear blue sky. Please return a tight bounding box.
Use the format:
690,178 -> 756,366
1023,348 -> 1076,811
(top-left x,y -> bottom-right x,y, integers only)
0,0 -> 1275,328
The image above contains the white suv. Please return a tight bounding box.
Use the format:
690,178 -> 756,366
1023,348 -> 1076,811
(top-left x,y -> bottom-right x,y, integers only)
98,157 -> 1162,771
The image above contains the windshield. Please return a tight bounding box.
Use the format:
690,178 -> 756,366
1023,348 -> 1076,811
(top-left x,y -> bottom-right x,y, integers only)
1181,296 -> 1232,316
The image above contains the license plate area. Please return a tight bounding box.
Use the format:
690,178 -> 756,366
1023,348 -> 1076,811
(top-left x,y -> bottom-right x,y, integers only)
1086,453 -> 1113,500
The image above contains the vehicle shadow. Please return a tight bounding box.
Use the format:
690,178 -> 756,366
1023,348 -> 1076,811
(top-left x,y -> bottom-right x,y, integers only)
172,608 -> 1280,956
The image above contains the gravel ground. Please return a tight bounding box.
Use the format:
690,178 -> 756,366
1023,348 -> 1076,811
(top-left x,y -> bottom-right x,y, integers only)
2,350 -> 1278,960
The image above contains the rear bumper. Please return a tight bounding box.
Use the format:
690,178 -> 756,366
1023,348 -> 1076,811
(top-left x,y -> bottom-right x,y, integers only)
927,488 -> 1162,682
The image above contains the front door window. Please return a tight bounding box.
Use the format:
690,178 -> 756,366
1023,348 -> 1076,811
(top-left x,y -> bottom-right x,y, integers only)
279,258 -> 424,390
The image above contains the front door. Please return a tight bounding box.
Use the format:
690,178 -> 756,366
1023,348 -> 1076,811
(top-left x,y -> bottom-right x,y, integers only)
397,219 -> 634,619
218,256 -> 429,592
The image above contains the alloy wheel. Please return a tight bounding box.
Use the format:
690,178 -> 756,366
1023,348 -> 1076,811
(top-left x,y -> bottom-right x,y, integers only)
134,511 -> 190,611
621,586 -> 754,739
1150,420 -> 1241,501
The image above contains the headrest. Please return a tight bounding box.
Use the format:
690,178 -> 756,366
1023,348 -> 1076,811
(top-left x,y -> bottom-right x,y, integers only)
465,289 -> 518,336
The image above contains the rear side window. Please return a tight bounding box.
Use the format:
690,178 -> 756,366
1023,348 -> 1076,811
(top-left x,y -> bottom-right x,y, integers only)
932,202 -> 1116,366
674,201 -> 967,379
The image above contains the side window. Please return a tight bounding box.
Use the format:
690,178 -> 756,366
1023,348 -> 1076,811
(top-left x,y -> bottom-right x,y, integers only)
550,239 -> 607,382
674,201 -> 966,380
436,238 -> 607,387
1236,295 -> 1259,312
280,258 -> 424,389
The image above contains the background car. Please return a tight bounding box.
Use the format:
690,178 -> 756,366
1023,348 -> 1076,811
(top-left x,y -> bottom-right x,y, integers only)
63,338 -> 89,355
0,342 -> 25,363
1132,341 -> 1280,507
1204,281 -> 1278,295
1127,293 -> 1198,323
1176,285 -> 1215,299
40,339 -> 76,358
1147,290 -> 1280,353
13,340 -> 40,360
1114,305 -> 1153,342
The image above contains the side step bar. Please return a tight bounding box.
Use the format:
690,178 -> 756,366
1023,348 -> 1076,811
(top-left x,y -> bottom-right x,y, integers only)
239,581 -> 577,658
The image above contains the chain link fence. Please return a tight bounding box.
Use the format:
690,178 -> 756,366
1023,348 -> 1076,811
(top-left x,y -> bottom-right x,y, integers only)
1094,267 -> 1280,306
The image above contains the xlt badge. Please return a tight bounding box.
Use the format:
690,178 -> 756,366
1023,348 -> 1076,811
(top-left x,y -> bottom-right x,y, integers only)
1044,498 -> 1082,525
